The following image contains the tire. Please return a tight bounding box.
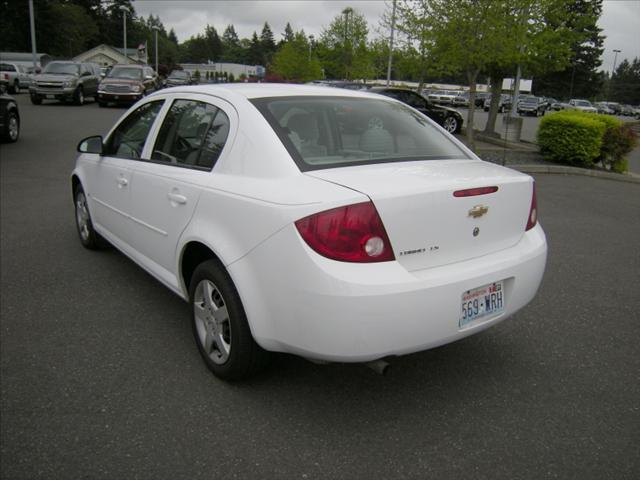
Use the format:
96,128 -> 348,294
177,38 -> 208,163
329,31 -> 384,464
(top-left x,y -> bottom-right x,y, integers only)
1,111 -> 19,143
73,86 -> 85,106
30,94 -> 42,105
442,116 -> 459,134
74,185 -> 106,250
98,101 -> 107,108
189,259 -> 270,380
12,80 -> 20,94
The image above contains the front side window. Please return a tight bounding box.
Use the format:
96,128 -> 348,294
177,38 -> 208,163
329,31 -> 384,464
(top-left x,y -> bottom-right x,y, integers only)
252,96 -> 470,171
104,101 -> 164,159
151,100 -> 230,170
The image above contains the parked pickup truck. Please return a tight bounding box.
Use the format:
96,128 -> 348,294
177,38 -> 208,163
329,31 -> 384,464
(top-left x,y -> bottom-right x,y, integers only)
29,61 -> 101,105
0,62 -> 33,94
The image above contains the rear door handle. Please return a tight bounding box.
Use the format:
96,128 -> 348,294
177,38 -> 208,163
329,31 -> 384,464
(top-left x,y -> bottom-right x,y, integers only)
116,177 -> 128,187
167,192 -> 187,205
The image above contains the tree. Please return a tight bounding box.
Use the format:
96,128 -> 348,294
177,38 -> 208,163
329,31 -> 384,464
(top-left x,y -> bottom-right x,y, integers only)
319,7 -> 371,80
248,32 -> 262,65
271,31 -> 323,82
610,57 -> 640,104
533,0 -> 604,99
281,22 -> 295,44
260,22 -> 277,65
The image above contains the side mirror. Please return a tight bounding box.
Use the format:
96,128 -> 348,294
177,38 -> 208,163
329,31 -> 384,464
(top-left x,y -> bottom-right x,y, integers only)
77,135 -> 104,154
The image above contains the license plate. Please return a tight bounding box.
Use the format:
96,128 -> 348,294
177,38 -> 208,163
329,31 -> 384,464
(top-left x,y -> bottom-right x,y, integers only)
114,95 -> 119,100
46,94 -> 55,99
460,281 -> 504,328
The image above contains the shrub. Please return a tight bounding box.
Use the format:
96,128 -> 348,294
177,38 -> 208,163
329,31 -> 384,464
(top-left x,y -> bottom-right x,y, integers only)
600,124 -> 637,173
537,111 -> 607,167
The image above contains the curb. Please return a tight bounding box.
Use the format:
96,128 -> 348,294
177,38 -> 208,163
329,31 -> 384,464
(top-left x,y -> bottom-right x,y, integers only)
510,164 -> 640,184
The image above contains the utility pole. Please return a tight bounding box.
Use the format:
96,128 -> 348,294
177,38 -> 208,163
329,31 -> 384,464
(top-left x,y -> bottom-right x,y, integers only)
28,0 -> 37,71
308,34 -> 314,62
152,25 -> 160,72
120,5 -> 130,64
386,0 -> 397,86
609,48 -> 621,99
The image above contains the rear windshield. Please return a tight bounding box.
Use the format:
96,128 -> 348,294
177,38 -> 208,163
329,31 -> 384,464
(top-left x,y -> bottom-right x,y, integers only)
252,96 -> 470,171
169,71 -> 188,78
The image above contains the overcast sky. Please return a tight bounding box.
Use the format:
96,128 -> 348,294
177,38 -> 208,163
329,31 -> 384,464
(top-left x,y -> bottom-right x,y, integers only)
134,0 -> 640,73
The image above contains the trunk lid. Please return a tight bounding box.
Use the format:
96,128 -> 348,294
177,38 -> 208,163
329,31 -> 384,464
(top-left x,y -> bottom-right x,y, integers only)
306,159 -> 533,271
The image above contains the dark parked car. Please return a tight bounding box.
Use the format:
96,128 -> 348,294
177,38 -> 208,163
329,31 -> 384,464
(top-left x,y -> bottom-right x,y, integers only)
0,83 -> 20,142
164,70 -> 194,87
97,64 -> 158,107
483,94 -> 512,113
29,61 -> 101,105
369,87 -> 464,134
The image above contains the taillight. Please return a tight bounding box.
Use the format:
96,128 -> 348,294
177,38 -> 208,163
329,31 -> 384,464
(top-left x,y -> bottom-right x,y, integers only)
453,186 -> 498,197
526,182 -> 538,231
295,201 -> 395,263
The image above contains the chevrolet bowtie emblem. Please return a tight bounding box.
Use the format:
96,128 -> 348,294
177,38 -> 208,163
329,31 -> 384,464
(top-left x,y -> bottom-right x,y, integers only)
468,205 -> 489,218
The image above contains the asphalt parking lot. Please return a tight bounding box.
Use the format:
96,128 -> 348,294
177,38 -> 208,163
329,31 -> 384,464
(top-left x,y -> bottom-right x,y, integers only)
1,94 -> 639,479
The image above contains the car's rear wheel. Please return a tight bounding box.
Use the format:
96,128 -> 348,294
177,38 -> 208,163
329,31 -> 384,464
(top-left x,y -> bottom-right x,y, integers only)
443,116 -> 459,134
74,185 -> 105,249
190,260 -> 269,380
74,86 -> 84,106
1,111 -> 19,142
12,81 -> 20,94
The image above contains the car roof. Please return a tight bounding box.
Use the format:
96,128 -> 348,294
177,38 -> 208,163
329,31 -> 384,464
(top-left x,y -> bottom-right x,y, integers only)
158,83 -> 388,101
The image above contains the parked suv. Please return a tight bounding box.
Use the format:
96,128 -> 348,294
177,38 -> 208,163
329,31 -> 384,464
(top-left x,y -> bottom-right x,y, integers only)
0,62 -> 33,94
517,96 -> 547,116
568,99 -> 597,113
30,61 -> 100,105
164,70 -> 194,87
97,64 -> 158,107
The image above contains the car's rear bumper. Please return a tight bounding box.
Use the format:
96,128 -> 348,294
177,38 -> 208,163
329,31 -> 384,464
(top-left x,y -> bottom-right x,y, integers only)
229,223 -> 547,362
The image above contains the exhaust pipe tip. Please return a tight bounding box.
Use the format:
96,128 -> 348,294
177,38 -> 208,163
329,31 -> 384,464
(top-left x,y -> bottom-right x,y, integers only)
365,359 -> 390,376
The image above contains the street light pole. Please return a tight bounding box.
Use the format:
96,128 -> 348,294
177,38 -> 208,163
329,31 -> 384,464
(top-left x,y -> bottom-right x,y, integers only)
152,26 -> 160,72
386,0 -> 397,86
609,49 -> 621,100
120,5 -> 130,63
28,0 -> 37,71
308,34 -> 314,62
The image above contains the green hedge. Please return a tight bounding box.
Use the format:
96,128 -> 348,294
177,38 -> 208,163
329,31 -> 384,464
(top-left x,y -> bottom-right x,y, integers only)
538,111 -> 637,172
537,111 -> 610,168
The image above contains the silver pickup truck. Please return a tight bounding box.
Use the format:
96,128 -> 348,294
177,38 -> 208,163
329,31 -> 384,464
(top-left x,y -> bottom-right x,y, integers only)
0,62 -> 33,94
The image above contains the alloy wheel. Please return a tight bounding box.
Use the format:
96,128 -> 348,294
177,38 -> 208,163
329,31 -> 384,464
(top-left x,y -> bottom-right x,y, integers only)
193,280 -> 232,365
443,116 -> 457,133
75,192 -> 90,242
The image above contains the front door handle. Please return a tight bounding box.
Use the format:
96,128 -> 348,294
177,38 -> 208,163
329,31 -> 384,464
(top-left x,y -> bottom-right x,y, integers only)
116,176 -> 128,187
167,192 -> 187,205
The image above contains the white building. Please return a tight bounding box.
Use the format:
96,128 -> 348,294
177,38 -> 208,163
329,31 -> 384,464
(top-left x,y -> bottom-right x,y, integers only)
180,62 -> 265,79
73,44 -> 147,67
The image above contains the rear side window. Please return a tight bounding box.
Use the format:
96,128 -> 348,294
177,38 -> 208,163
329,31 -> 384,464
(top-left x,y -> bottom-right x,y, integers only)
151,99 -> 230,170
252,96 -> 469,171
104,101 -> 164,159
0,63 -> 16,72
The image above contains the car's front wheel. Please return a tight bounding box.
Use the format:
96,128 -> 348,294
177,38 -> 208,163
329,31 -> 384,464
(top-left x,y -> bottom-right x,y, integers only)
190,260 -> 270,380
443,115 -> 459,134
74,86 -> 84,106
74,185 -> 105,249
30,94 -> 42,105
1,111 -> 19,142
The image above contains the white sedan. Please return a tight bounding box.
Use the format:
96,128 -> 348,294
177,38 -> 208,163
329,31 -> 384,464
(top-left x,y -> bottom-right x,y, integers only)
72,84 -> 547,380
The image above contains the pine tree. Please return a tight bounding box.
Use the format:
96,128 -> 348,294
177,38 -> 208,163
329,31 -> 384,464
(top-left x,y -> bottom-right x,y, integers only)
260,22 -> 277,65
534,0 -> 604,99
